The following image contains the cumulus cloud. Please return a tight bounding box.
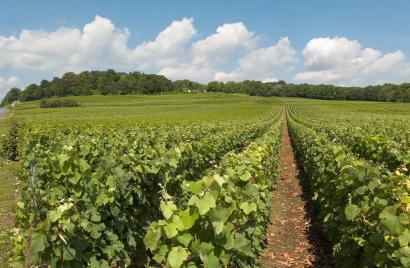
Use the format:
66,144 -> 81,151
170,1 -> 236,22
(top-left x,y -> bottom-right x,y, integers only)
159,65 -> 216,82
0,16 -> 269,85
159,22 -> 259,82
214,37 -> 296,82
0,28 -> 81,71
70,16 -> 132,71
0,76 -> 19,98
401,64 -> 410,78
295,36 -> 409,85
192,22 -> 256,65
0,16 -> 133,73
0,16 -> 197,76
132,18 -> 196,69
2,16 -> 409,91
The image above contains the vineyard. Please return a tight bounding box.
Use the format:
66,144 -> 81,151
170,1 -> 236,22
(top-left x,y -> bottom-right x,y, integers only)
1,94 -> 410,267
287,103 -> 410,267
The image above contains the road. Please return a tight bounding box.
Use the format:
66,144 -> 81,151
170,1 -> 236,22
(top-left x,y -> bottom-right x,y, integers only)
0,108 -> 7,118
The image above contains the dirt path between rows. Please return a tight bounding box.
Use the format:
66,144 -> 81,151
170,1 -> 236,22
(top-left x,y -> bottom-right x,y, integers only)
260,121 -> 335,267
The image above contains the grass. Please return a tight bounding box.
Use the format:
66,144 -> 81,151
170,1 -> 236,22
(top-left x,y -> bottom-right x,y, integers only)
0,119 -> 9,135
10,93 -> 282,127
0,159 -> 16,265
9,94 -> 410,130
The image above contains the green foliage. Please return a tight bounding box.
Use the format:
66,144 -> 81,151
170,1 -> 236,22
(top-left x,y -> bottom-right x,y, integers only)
288,105 -> 410,174
167,246 -> 188,268
16,70 -> 175,102
173,80 -> 206,93
4,67 -> 410,105
40,98 -> 80,108
207,80 -> 410,102
1,87 -> 21,107
0,120 -> 21,160
11,93 -> 280,128
288,115 -> 410,267
12,106 -> 282,266
9,96 -> 410,267
144,120 -> 282,267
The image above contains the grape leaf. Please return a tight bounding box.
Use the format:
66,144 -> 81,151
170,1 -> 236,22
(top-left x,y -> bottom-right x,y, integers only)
167,246 -> 188,268
345,204 -> 360,221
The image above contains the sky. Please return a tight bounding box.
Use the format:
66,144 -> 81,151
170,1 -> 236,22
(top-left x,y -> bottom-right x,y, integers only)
1,0 -> 410,97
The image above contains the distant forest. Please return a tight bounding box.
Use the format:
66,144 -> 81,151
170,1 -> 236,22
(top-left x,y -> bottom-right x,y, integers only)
2,69 -> 410,106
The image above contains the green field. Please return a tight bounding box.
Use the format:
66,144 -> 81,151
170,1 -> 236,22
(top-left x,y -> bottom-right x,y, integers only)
8,93 -> 410,127
1,93 -> 410,267
10,94 -> 281,126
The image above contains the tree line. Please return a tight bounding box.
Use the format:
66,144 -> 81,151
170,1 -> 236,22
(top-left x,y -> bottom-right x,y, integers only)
207,80 -> 410,102
1,70 -> 205,106
2,69 -> 410,106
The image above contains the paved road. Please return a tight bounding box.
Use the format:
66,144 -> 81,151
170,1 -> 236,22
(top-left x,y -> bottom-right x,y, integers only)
0,107 -> 7,118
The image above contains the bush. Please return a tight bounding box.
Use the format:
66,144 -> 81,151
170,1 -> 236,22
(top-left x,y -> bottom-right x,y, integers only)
1,120 -> 21,161
40,98 -> 80,108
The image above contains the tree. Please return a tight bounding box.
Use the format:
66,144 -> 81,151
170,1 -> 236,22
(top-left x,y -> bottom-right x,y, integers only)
77,71 -> 94,95
39,80 -> 53,98
174,80 -> 206,93
20,84 -> 42,101
117,75 -> 132,95
1,87 -> 21,106
207,81 -> 224,92
8,68 -> 410,103
143,74 -> 173,94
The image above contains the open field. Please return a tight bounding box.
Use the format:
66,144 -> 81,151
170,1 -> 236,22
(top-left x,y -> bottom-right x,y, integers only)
1,93 -> 410,267
10,94 -> 281,126
7,93 -> 410,127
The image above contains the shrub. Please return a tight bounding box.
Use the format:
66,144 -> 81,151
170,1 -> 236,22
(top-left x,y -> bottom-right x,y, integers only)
40,99 -> 80,108
1,120 -> 21,161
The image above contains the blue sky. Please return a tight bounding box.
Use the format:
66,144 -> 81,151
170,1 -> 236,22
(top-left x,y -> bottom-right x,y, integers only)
1,0 -> 410,97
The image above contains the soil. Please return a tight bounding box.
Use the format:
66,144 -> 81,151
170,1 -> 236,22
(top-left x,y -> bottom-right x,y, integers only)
260,121 -> 335,267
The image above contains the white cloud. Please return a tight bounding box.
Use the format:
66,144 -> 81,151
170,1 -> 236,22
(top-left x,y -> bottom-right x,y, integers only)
1,16 -> 276,87
192,22 -> 256,66
1,16 -> 263,85
401,64 -> 410,78
0,76 -> 19,98
1,16 -> 409,91
157,22 -> 259,82
295,36 -> 409,85
159,65 -> 216,83
132,18 -> 196,69
69,16 -> 131,71
0,16 -> 196,76
262,77 -> 279,83
301,37 -> 361,71
0,28 -> 81,71
214,37 -> 296,82
0,16 -> 133,74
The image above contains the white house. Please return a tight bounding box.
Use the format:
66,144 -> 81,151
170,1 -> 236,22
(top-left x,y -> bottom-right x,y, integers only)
11,100 -> 20,107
